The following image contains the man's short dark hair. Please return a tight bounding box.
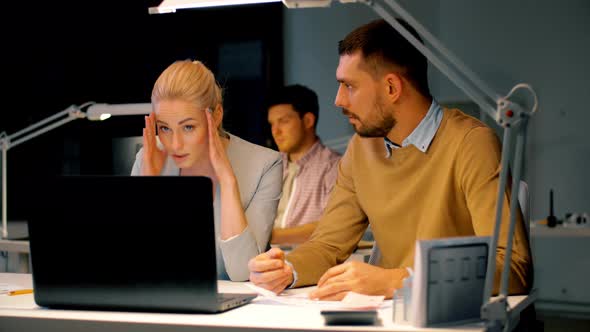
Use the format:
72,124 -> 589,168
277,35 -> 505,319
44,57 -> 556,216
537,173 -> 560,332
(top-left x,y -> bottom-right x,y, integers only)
267,84 -> 320,129
338,18 -> 431,99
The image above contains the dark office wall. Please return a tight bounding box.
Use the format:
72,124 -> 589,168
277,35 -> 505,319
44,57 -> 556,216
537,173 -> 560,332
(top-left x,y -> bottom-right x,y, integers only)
0,1 -> 283,220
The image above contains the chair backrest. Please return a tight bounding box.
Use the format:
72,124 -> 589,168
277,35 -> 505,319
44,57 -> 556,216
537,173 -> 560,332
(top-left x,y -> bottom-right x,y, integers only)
518,180 -> 531,237
367,180 -> 531,265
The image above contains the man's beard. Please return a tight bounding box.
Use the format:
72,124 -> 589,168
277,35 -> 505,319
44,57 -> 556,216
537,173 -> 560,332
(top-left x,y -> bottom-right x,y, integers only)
344,98 -> 396,138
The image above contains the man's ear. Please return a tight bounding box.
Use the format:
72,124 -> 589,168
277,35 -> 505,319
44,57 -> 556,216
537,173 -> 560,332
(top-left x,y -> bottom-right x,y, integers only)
384,73 -> 403,102
303,112 -> 316,130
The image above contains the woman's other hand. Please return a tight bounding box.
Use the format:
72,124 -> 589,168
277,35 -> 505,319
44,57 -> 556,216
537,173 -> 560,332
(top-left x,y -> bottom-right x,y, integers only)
141,112 -> 167,176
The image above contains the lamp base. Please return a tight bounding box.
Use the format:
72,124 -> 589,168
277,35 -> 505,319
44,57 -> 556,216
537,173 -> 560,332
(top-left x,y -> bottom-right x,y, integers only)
482,289 -> 538,332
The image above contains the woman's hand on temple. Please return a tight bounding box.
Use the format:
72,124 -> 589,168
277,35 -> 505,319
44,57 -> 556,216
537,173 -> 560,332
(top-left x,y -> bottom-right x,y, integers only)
141,112 -> 167,176
206,108 -> 235,185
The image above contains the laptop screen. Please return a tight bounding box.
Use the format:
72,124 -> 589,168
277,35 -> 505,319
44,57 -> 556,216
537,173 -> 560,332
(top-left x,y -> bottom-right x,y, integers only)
29,175 -> 223,312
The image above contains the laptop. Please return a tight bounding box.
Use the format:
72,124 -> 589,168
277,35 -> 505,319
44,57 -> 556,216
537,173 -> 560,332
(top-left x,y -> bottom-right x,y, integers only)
28,175 -> 256,313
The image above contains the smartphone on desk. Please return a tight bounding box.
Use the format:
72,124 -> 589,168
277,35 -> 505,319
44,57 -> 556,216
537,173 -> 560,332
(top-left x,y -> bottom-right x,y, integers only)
321,309 -> 379,326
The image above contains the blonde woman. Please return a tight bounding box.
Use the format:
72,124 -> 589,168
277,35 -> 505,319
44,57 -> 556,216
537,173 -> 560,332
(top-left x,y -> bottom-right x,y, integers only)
131,60 -> 282,281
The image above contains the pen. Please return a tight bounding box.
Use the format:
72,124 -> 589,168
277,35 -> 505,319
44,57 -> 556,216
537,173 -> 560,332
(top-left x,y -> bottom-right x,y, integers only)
8,289 -> 34,296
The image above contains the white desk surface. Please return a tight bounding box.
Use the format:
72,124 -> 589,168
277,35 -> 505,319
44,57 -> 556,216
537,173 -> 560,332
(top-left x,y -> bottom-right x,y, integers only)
0,273 -> 531,332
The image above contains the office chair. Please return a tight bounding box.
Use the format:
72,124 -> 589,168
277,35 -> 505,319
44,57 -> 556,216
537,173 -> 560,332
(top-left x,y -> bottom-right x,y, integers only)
518,180 -> 531,237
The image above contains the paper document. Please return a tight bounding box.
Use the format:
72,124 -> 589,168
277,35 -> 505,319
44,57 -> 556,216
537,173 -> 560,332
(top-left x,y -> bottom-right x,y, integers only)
246,283 -> 388,309
341,291 -> 385,309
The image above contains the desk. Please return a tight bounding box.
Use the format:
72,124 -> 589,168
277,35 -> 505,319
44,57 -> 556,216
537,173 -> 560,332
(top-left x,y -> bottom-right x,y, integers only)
0,273 -> 531,332
530,225 -> 590,319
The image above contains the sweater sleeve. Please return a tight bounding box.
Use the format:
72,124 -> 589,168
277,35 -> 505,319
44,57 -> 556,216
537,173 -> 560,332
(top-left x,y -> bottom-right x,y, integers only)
457,126 -> 533,294
219,155 -> 283,281
286,137 -> 369,287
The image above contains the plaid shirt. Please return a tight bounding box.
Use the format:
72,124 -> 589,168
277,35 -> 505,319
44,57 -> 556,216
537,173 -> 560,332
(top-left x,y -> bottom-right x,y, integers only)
278,140 -> 341,228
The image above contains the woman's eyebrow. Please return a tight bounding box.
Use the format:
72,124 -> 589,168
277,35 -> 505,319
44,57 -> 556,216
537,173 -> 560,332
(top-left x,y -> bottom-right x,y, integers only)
178,118 -> 197,125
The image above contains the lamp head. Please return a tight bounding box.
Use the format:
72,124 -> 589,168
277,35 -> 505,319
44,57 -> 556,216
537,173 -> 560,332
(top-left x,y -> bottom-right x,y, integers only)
148,0 -> 338,13
85,103 -> 151,121
96,113 -> 112,121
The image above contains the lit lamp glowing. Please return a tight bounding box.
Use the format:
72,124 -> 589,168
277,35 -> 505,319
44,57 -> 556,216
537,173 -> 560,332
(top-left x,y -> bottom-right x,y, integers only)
148,0 -> 539,329
85,103 -> 152,121
0,102 -> 151,240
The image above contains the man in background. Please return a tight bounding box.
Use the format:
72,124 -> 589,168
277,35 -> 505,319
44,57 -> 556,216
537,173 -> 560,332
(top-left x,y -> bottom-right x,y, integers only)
267,84 -> 341,245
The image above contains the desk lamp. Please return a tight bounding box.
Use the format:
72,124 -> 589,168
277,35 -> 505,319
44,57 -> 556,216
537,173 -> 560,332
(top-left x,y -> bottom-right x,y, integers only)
148,0 -> 538,330
0,102 -> 151,240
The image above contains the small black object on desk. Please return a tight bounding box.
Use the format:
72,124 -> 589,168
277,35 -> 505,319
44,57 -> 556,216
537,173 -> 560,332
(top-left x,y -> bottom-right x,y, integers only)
547,189 -> 558,228
321,310 -> 379,326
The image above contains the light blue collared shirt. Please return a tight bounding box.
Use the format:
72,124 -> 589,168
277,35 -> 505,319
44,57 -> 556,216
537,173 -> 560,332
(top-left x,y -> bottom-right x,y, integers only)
384,100 -> 443,158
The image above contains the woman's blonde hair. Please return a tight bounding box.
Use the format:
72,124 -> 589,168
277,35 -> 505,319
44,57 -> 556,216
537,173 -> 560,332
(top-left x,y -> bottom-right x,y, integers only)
152,60 -> 223,112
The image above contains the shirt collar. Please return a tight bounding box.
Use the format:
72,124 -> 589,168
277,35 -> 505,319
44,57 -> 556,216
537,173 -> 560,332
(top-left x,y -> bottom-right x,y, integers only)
383,137 -> 400,157
384,100 -> 443,158
281,139 -> 323,170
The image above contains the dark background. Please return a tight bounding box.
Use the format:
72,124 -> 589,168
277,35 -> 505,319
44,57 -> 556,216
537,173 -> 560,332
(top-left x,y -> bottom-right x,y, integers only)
0,0 -> 283,220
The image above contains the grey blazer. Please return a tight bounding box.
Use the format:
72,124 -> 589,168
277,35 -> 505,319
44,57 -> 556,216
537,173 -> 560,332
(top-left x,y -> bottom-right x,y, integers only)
131,133 -> 282,281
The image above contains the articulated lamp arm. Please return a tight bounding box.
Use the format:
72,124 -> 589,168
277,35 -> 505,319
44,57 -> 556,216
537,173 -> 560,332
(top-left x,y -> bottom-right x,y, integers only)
1,102 -> 151,239
1,102 -> 91,239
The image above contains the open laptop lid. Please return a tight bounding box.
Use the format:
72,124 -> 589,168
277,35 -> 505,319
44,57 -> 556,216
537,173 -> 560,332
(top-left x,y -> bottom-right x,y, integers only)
29,175 -> 223,312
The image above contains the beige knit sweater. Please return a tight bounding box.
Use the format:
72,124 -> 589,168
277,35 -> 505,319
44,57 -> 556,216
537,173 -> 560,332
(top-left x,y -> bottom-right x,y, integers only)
286,108 -> 532,294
